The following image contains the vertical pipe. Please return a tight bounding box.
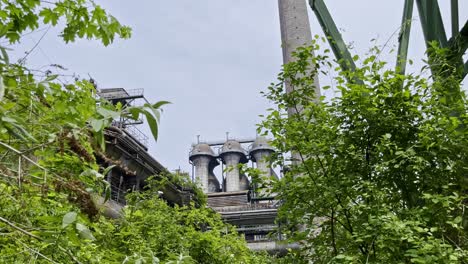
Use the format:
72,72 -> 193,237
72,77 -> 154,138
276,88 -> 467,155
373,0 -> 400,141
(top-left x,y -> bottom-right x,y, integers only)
221,162 -> 225,192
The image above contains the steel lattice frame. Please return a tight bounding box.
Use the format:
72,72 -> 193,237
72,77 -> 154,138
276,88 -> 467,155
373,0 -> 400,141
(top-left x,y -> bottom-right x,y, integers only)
308,0 -> 468,81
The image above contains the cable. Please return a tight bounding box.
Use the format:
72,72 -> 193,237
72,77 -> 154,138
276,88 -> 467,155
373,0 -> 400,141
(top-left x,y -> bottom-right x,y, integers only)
18,26 -> 51,64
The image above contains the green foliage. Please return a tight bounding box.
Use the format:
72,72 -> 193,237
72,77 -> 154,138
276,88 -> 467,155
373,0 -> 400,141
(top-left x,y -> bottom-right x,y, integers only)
107,187 -> 268,264
0,177 -> 269,263
260,42 -> 468,263
0,2 -> 270,263
127,102 -> 171,142
0,0 -> 131,45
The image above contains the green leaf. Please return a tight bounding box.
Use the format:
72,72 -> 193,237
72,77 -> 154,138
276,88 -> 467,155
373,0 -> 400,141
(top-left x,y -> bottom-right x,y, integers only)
141,108 -> 159,141
90,118 -> 104,132
128,107 -> 140,120
75,223 -> 96,241
102,165 -> 116,176
0,76 -> 5,101
62,212 -> 78,228
0,46 -> 9,65
152,100 -> 171,110
44,74 -> 58,82
127,107 -> 160,141
104,181 -> 111,202
97,107 -> 120,119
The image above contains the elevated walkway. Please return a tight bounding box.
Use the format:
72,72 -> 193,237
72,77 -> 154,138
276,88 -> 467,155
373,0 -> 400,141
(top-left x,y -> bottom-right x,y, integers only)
96,88 -> 194,207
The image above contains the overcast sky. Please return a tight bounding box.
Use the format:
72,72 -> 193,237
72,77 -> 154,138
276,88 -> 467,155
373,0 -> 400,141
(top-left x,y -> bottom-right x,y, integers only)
7,0 -> 468,174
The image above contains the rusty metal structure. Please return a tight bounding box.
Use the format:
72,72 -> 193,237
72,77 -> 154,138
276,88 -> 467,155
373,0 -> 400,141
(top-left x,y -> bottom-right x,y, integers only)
97,88 -> 194,207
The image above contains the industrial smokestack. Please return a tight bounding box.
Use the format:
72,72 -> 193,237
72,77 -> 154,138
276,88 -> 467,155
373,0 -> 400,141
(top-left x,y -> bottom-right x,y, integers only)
189,143 -> 217,193
278,0 -> 320,165
219,140 -> 248,192
278,0 -> 320,110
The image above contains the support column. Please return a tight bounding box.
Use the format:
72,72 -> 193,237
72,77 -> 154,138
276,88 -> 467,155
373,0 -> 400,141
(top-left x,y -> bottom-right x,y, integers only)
224,154 -> 241,192
192,156 -> 210,193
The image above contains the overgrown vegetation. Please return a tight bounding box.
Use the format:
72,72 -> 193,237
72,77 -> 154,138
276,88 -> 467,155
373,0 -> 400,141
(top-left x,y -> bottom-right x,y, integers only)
0,1 -> 270,263
260,39 -> 468,263
4,1 -> 466,263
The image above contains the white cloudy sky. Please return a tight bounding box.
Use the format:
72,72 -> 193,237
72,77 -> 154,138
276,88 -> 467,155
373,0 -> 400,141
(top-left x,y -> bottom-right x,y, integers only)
6,0 -> 468,174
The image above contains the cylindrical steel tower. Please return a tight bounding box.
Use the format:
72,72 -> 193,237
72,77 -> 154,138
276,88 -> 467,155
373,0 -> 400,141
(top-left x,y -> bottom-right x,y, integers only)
250,137 -> 275,177
219,140 -> 248,192
189,143 -> 217,193
249,137 -> 276,196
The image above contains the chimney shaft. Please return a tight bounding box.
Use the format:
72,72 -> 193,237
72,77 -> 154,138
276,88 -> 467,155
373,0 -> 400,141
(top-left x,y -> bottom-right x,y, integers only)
278,0 -> 320,110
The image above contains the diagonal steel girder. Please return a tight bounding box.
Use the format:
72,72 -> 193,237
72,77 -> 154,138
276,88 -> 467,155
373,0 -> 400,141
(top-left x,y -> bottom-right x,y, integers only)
416,0 -> 448,48
414,0 -> 467,79
396,0 -> 414,75
308,0 -> 356,73
308,0 -> 467,81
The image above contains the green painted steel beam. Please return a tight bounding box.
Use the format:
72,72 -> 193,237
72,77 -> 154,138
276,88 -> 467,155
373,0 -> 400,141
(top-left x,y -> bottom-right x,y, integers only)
416,0 -> 447,48
396,0 -> 414,75
456,21 -> 468,80
308,0 -> 356,73
448,20 -> 468,56
447,20 -> 468,80
464,60 -> 468,79
451,0 -> 459,38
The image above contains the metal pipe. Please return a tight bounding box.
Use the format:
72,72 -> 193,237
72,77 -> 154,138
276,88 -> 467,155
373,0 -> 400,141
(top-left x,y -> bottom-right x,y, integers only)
193,138 -> 255,147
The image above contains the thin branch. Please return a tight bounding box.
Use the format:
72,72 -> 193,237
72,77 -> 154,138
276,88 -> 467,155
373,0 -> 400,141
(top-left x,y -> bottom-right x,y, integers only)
15,239 -> 59,264
331,208 -> 337,255
0,216 -> 42,240
58,245 -> 83,264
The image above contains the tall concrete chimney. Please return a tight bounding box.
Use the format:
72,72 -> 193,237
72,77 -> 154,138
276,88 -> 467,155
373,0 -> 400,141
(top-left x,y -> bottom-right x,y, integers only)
278,0 -> 320,110
189,143 -> 217,193
219,140 -> 248,192
278,0 -> 320,165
